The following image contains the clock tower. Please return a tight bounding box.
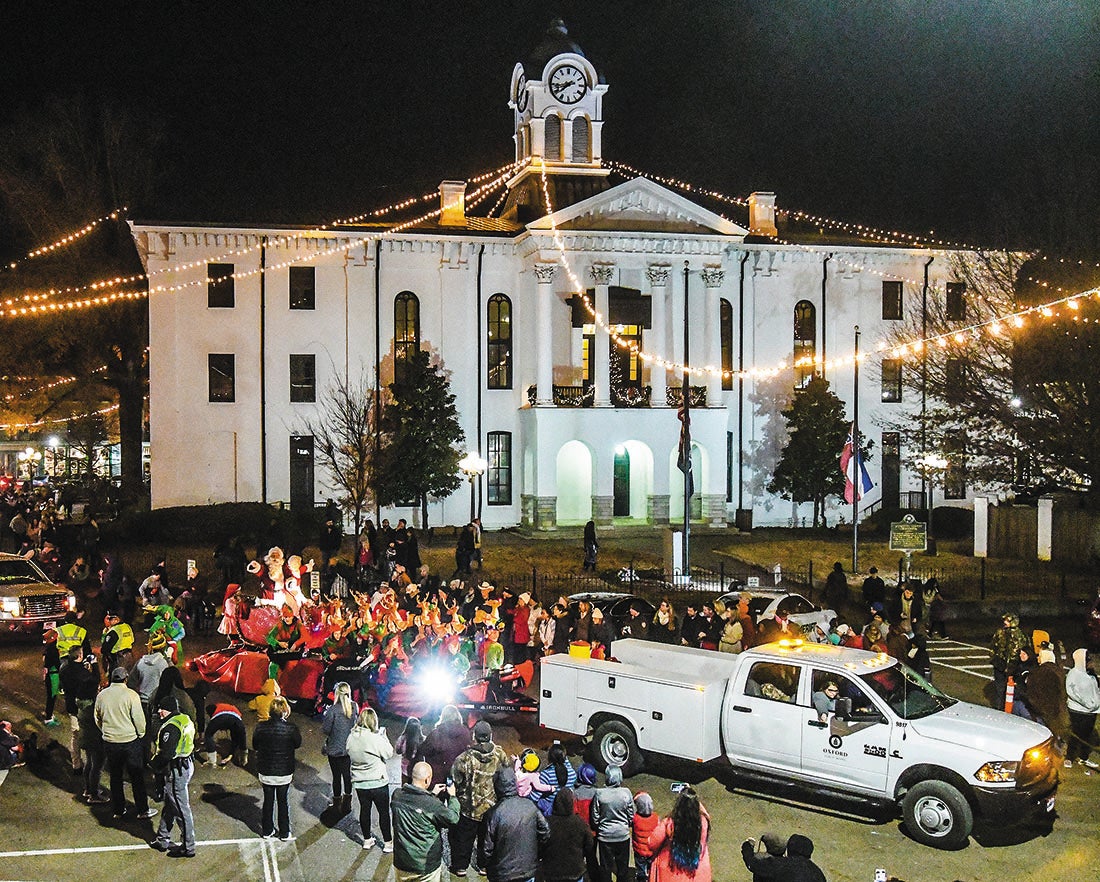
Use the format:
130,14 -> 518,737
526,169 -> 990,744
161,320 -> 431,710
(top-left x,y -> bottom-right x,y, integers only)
509,20 -> 608,176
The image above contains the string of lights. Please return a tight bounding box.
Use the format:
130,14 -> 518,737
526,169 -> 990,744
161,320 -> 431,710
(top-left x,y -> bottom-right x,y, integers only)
2,209 -> 126,271
3,159 -> 527,308
0,402 -> 120,433
545,162 -> 1100,381
0,168 -> 516,319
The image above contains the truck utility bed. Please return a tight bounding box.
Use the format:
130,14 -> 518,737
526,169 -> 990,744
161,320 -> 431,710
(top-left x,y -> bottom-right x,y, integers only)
540,639 -> 737,762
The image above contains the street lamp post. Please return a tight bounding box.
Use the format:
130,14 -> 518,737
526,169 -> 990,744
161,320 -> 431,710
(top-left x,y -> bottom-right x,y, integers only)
17,446 -> 41,483
919,453 -> 948,555
458,452 -> 487,523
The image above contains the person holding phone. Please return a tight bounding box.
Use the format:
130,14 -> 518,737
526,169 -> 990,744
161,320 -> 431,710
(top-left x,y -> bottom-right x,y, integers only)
390,760 -> 459,882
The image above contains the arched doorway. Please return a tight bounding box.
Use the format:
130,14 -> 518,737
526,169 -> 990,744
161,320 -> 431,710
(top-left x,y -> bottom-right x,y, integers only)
556,440 -> 593,525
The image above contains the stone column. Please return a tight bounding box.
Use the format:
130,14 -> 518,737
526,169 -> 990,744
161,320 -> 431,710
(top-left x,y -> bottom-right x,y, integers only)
1037,496 -> 1053,562
701,265 -> 725,405
973,495 -> 989,558
646,264 -> 671,406
590,263 -> 615,407
533,263 -> 557,405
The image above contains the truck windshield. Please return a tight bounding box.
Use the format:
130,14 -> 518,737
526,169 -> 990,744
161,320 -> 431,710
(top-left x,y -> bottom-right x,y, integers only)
0,558 -> 51,587
859,663 -> 956,720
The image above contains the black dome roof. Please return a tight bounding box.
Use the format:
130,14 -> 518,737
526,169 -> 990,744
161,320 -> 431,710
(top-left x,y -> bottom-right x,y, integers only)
524,19 -> 605,83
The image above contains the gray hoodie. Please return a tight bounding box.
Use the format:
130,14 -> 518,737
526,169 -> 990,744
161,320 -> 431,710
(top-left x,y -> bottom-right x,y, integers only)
1066,648 -> 1100,714
590,766 -> 635,843
127,651 -> 169,702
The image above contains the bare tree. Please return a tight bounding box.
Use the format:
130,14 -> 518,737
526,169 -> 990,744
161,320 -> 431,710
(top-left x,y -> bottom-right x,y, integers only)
879,249 -> 1100,495
298,372 -> 376,546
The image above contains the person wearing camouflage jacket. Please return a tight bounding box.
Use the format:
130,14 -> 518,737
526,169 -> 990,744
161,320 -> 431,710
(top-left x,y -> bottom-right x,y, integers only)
449,720 -> 507,877
990,613 -> 1031,709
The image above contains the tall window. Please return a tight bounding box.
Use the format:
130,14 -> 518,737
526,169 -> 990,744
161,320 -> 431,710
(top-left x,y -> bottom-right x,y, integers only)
544,115 -> 562,161
208,263 -> 234,308
946,282 -> 967,321
945,356 -> 967,403
289,354 -> 316,402
881,359 -> 902,402
571,116 -> 590,162
882,281 -> 903,320
289,266 -> 316,310
208,354 -> 235,402
721,298 -> 733,391
487,293 -> 512,389
793,300 -> 816,389
944,431 -> 967,499
394,291 -> 420,374
487,431 -> 512,505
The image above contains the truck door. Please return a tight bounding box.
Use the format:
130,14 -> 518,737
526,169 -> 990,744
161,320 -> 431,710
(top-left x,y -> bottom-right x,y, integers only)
722,660 -> 803,774
800,668 -> 891,794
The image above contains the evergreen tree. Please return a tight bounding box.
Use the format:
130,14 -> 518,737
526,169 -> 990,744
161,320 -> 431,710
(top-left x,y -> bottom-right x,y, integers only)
768,374 -> 865,527
374,349 -> 465,529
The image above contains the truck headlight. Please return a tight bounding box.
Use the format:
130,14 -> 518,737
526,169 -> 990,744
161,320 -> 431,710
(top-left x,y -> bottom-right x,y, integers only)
0,597 -> 20,617
66,593 -> 78,612
975,760 -> 1019,783
416,665 -> 458,704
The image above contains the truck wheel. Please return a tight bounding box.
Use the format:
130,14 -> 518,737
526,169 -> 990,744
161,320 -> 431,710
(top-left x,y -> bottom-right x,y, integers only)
588,720 -> 644,777
901,780 -> 973,849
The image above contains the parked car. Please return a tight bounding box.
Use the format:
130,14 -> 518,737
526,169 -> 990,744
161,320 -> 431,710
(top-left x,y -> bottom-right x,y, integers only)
716,588 -> 836,635
568,592 -> 656,637
0,553 -> 78,635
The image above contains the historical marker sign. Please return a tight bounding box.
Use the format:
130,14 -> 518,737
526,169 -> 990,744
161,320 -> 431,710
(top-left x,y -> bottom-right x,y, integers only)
889,514 -> 928,552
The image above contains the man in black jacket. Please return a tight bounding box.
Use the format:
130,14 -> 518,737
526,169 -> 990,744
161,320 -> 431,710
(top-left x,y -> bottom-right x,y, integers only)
391,761 -> 460,882
483,766 -> 549,882
741,832 -> 827,881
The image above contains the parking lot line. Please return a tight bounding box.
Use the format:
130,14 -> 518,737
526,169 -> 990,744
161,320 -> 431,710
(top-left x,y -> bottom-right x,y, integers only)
0,837 -> 259,859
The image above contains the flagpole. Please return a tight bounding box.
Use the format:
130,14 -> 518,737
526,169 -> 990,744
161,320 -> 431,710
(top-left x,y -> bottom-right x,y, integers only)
682,260 -> 691,582
852,325 -> 860,573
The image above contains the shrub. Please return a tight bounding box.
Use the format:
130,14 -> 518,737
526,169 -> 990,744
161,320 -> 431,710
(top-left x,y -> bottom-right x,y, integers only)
100,502 -> 323,549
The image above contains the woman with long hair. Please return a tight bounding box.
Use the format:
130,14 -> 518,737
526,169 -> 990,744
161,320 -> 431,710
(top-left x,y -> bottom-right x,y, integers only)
395,716 -> 423,784
346,706 -> 395,851
252,695 -> 301,841
582,521 -> 598,572
647,784 -> 711,882
321,682 -> 359,812
535,741 -> 577,816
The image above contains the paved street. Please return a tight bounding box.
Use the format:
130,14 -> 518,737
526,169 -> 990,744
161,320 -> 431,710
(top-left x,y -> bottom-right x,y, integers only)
1,624 -> 1097,882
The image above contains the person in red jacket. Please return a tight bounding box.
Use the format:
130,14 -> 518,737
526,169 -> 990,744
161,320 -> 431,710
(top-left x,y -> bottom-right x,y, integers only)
572,762 -> 599,828
631,791 -> 660,882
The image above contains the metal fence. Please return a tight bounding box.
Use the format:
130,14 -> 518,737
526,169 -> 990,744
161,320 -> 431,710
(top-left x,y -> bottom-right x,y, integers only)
494,563 -> 813,606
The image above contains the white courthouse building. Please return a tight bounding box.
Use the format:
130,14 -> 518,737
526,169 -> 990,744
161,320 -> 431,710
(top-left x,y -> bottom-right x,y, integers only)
132,21 -> 975,530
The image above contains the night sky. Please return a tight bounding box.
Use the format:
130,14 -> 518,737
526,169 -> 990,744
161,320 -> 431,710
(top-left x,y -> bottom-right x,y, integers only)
4,1 -> 1098,248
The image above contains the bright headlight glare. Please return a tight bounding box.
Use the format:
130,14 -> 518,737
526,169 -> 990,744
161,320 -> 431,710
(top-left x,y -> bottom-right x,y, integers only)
975,760 -> 1019,783
67,593 -> 78,611
418,667 -> 458,703
0,597 -> 19,615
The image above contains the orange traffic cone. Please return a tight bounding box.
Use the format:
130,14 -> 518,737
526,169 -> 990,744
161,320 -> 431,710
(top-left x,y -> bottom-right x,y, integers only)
1004,675 -> 1015,713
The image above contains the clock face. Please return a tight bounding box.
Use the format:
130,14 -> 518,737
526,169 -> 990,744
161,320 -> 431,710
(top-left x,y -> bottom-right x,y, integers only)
549,64 -> 587,104
516,73 -> 529,112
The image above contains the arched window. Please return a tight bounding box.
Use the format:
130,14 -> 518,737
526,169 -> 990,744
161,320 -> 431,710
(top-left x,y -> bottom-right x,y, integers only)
720,298 -> 733,391
571,116 -> 590,162
544,115 -> 562,162
394,291 -> 420,374
793,300 -> 816,389
487,293 -> 512,389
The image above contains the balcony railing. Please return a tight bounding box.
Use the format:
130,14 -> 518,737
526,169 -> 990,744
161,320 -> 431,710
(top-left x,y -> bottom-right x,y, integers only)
525,384 -> 652,408
665,386 -> 707,407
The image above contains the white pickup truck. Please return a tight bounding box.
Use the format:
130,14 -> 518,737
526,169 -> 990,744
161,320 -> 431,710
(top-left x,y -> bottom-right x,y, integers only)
539,638 -> 1058,849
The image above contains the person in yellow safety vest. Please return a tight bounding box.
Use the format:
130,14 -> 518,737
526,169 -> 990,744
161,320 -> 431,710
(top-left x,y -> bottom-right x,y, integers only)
55,612 -> 90,656
101,611 -> 135,676
149,695 -> 196,858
